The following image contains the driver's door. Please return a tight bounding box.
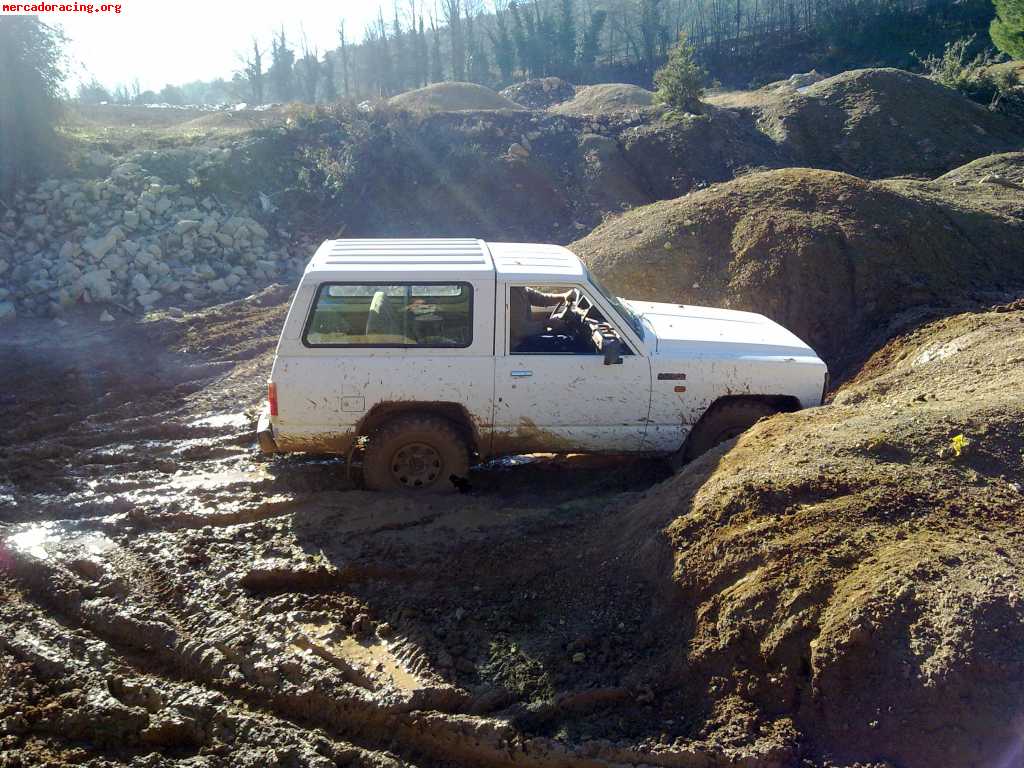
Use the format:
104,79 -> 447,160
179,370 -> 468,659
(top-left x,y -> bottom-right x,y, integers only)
491,283 -> 651,455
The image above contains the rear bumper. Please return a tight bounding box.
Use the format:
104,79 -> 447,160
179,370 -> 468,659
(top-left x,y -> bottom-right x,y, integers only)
256,407 -> 279,453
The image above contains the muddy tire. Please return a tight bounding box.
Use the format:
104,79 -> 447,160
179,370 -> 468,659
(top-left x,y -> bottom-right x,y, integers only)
683,400 -> 781,461
362,414 -> 469,493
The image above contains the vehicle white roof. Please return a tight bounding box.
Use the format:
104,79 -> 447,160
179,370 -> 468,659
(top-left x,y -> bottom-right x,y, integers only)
307,239 -> 494,277
306,239 -> 586,283
488,242 -> 586,283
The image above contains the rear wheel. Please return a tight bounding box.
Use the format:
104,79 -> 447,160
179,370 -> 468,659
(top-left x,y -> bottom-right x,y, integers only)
683,400 -> 781,461
362,414 -> 469,493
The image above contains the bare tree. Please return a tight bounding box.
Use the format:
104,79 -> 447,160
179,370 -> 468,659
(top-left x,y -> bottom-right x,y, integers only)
236,37 -> 264,104
442,0 -> 466,80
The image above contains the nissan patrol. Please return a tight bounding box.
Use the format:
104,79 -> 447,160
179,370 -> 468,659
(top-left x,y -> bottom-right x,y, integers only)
257,239 -> 828,491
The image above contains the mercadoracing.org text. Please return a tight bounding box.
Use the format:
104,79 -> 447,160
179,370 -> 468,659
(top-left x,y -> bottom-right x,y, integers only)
2,2 -> 122,13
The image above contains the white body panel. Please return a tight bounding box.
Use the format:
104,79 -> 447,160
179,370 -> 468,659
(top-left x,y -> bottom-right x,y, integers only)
264,239 -> 828,459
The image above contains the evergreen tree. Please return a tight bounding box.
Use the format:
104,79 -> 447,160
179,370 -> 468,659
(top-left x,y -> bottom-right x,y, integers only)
442,0 -> 466,80
321,53 -> 338,102
417,16 -> 430,86
0,16 -> 64,197
338,21 -> 351,97
268,28 -> 295,102
429,14 -> 445,82
490,7 -> 516,83
556,0 -> 577,77
653,32 -> 706,110
639,0 -> 665,74
578,10 -> 607,73
510,2 -> 531,76
991,0 -> 1024,59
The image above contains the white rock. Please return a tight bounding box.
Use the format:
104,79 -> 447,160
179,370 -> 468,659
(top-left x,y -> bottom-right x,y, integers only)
175,219 -> 200,235
137,290 -> 161,307
0,301 -> 15,322
123,210 -> 140,228
209,278 -> 228,293
99,310 -> 115,322
83,227 -> 124,261
81,269 -> 113,302
131,272 -> 151,293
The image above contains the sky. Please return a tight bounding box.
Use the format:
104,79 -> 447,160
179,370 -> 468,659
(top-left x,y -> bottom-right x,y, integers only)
57,0 -> 385,93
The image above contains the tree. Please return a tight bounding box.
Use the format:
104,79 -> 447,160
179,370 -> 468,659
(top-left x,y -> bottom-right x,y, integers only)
338,21 -> 352,97
268,28 -> 295,102
429,13 -> 445,81
238,37 -> 264,104
639,0 -> 665,74
0,17 -> 64,198
295,34 -> 321,102
653,32 -> 707,110
77,77 -> 111,104
416,16 -> 430,86
442,0 -> 466,80
158,83 -> 186,105
490,4 -> 516,83
578,10 -> 607,73
991,0 -> 1024,58
321,52 -> 338,102
556,0 -> 576,76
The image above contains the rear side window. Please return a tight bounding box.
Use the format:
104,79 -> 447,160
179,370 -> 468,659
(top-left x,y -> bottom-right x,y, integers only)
303,282 -> 473,348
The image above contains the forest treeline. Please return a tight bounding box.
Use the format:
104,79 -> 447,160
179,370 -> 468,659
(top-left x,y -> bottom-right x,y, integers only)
77,0 -> 1002,105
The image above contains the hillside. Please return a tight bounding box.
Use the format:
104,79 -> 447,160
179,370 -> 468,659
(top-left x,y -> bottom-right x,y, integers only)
572,154 -> 1024,370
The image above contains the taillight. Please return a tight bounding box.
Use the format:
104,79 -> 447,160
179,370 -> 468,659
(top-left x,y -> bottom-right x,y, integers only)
268,381 -> 278,417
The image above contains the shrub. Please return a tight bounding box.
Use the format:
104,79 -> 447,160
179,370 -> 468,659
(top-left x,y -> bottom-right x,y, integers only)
991,0 -> 1024,60
653,33 -> 708,112
915,34 -> 1022,116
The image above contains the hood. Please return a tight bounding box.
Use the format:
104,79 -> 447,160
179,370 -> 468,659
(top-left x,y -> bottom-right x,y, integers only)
623,300 -> 820,359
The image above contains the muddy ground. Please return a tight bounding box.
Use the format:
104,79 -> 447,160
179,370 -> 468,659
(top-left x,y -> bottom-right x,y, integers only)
2,284 -> 1023,768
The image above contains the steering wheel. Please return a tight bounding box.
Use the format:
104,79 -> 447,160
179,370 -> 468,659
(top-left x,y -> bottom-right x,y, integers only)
549,288 -> 580,323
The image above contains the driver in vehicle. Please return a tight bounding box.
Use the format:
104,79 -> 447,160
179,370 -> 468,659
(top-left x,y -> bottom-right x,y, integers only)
509,286 -> 571,352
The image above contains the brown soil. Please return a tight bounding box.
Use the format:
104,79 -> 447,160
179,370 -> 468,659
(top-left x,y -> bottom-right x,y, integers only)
549,84 -> 657,116
572,153 -> 1024,371
1,273 -> 1022,767
621,300 -> 1024,768
708,68 -> 1024,178
388,82 -> 526,112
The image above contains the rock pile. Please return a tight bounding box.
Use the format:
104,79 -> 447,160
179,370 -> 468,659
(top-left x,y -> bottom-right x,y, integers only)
499,77 -> 576,109
0,162 -> 303,321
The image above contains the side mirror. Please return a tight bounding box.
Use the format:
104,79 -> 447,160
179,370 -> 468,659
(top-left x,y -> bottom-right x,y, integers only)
593,325 -> 624,365
603,337 -> 624,365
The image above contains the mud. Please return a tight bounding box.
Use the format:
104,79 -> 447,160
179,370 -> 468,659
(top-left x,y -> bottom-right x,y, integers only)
2,283 -> 1023,766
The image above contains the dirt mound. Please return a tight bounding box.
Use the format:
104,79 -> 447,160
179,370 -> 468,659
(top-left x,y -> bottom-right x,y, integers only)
549,83 -> 656,116
752,68 -> 1024,177
388,82 -> 525,112
500,77 -> 576,109
572,160 -> 1024,368
623,302 -> 1024,767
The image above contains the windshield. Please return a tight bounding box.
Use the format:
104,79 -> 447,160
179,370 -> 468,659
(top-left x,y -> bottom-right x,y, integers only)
585,267 -> 644,339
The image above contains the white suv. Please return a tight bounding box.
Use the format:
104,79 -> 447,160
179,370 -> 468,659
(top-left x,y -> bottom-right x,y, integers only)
257,239 -> 827,491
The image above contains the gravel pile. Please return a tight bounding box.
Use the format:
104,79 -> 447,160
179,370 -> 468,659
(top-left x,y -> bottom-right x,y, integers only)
0,161 -> 303,321
499,77 -> 576,109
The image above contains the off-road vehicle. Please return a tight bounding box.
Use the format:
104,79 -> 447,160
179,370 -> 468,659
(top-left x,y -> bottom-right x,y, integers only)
258,239 -> 828,491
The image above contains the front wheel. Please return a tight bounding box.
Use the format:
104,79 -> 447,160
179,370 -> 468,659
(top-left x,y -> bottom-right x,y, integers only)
683,400 -> 782,462
362,414 -> 469,493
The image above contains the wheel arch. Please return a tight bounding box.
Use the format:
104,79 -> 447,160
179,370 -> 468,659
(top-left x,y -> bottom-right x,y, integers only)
680,393 -> 801,453
357,401 -> 483,457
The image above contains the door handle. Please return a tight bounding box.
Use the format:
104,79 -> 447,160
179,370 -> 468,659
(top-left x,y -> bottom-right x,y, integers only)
510,370 -> 533,378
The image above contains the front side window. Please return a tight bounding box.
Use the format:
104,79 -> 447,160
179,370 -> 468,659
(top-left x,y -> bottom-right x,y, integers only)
304,283 -> 473,348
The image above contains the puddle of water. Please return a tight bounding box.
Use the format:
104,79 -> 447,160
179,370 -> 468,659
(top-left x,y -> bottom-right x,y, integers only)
6,522 -> 116,562
296,623 -> 422,692
169,467 -> 265,490
189,413 -> 250,430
